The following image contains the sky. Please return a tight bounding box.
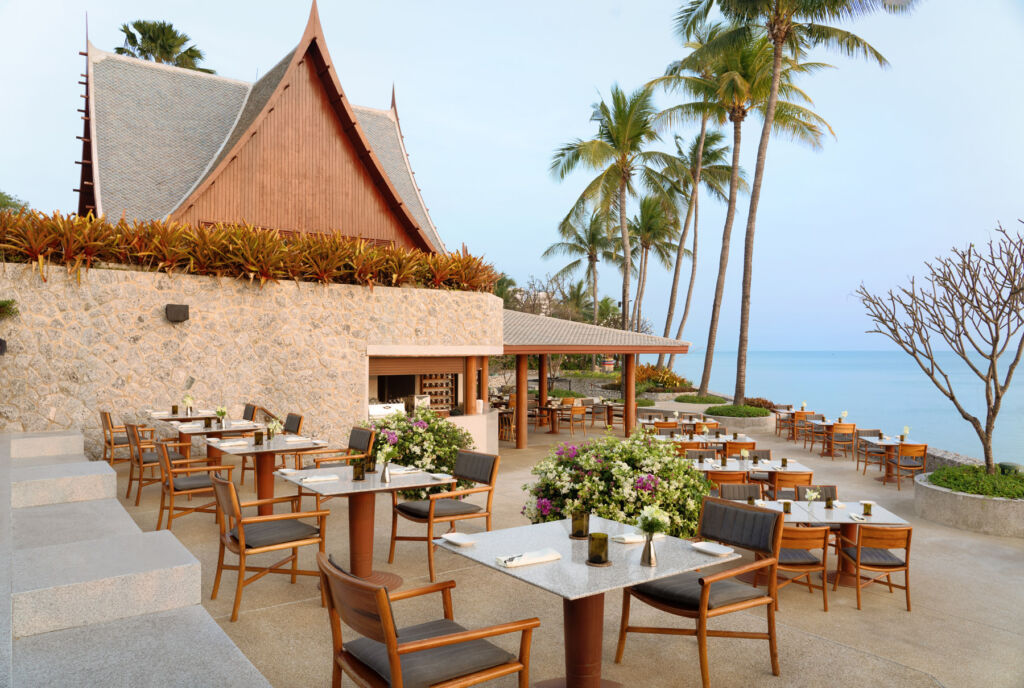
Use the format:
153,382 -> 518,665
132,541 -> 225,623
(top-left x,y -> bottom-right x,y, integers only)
1,0 -> 1022,353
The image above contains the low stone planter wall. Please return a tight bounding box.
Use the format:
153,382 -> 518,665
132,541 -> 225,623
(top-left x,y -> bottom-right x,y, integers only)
641,392 -> 688,401
705,413 -> 774,432
914,473 -> 1024,538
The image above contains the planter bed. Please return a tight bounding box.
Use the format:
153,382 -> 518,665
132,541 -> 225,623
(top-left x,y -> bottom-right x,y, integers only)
704,413 -> 774,432
914,473 -> 1024,538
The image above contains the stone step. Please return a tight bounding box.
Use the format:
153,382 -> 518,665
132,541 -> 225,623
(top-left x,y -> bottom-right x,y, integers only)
9,460 -> 115,509
12,605 -> 271,687
12,530 -> 199,637
12,499 -> 141,551
8,430 -> 83,459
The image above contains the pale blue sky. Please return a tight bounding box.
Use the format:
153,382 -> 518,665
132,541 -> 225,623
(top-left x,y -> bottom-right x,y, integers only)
2,0 -> 1022,352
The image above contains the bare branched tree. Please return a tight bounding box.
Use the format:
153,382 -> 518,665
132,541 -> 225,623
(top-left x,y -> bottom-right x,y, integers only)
857,222 -> 1024,474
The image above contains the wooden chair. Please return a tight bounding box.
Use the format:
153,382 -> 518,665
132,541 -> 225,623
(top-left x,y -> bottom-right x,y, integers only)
823,422 -> 856,459
317,552 -> 539,688
767,470 -> 814,500
615,498 -> 784,688
724,440 -> 756,458
389,450 -> 500,581
124,423 -> 184,506
155,442 -> 234,531
210,474 -> 328,622
673,440 -> 704,455
774,408 -> 793,438
790,411 -> 812,442
719,483 -> 762,500
685,449 -> 717,465
797,484 -> 841,554
834,525 -> 912,611
757,525 -> 830,612
653,421 -> 678,436
746,450 -> 774,485
887,443 -> 928,490
567,405 -> 588,436
240,411 -> 306,484
283,412 -> 304,434
706,471 -> 749,498
855,429 -> 887,473
99,411 -> 130,465
498,411 -> 515,441
241,403 -> 257,422
803,415 -> 826,451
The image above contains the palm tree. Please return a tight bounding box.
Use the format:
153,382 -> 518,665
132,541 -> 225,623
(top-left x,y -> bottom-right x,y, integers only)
629,196 -> 681,332
677,0 -> 912,404
115,20 -> 214,73
684,35 -> 833,397
551,85 -> 677,330
558,280 -> 594,322
494,273 -> 518,309
542,208 -> 615,327
660,131 -> 738,370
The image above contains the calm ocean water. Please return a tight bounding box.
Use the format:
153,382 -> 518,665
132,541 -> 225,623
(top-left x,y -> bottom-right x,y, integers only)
671,351 -> 1023,461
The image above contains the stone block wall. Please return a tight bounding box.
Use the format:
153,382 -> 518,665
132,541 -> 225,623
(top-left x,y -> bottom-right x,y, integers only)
0,264 -> 502,458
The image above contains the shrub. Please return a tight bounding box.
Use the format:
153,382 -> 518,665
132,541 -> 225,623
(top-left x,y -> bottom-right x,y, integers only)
523,433 -> 712,537
0,209 -> 498,292
743,397 -> 777,410
549,389 -> 585,398
704,404 -> 771,418
0,299 -> 17,320
930,465 -> 1024,499
364,408 -> 475,499
674,394 -> 727,404
636,363 -> 692,390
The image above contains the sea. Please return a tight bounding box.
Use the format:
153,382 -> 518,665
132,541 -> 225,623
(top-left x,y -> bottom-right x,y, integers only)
670,351 -> 1023,462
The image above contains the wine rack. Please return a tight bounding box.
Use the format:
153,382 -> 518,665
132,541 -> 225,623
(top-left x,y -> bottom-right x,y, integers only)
420,374 -> 455,412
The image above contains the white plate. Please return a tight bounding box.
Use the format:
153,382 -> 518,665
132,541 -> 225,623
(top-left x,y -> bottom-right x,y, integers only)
692,541 -> 734,557
430,473 -> 452,481
440,532 -> 476,547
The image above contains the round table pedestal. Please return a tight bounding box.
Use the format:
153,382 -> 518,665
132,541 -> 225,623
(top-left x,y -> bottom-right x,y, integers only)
827,523 -> 860,588
546,409 -> 561,435
348,492 -> 403,589
534,594 -> 623,688
255,452 -> 277,515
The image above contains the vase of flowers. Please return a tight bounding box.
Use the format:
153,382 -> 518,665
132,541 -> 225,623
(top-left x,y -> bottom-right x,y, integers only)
182,393 -> 195,416
804,488 -> 821,504
266,418 -> 283,440
216,406 -> 228,429
372,429 -> 399,473
637,505 -> 670,567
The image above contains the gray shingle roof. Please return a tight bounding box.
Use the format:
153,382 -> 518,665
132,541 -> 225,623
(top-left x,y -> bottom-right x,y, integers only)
89,47 -> 250,220
503,310 -> 691,352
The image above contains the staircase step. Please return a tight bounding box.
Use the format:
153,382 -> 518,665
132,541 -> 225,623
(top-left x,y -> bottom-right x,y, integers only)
8,431 -> 83,459
12,531 -> 199,637
12,605 -> 271,687
10,461 -> 115,508
12,499 -> 140,550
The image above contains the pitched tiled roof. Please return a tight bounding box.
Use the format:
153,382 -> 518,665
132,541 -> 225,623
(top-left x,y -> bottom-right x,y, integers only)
89,46 -> 249,220
86,45 -> 444,252
503,310 -> 691,353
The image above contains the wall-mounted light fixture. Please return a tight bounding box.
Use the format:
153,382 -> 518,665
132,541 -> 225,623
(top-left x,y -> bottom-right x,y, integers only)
0,339 -> 6,356
165,304 -> 190,323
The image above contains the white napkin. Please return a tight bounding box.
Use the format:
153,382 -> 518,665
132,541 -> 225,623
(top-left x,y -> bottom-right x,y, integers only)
849,513 -> 867,522
611,532 -> 666,544
177,422 -> 202,429
440,532 -> 476,547
389,465 -> 422,474
430,473 -> 453,481
496,548 -> 561,568
278,468 -> 298,475
300,474 -> 339,483
283,436 -> 308,443
216,439 -> 248,448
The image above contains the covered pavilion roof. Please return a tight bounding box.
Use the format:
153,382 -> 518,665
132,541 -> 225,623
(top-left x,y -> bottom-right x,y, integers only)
502,310 -> 690,354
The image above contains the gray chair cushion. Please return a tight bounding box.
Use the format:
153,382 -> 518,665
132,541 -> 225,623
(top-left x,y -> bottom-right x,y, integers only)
774,489 -> 796,501
779,548 -> 821,566
349,427 -> 374,452
397,499 -> 482,519
453,451 -> 496,484
698,499 -> 780,555
231,520 -> 319,549
833,433 -> 854,442
888,458 -> 923,468
719,484 -> 761,501
173,474 -> 213,491
112,434 -> 128,445
633,571 -> 765,610
345,618 -> 514,688
140,449 -> 184,464
749,472 -> 770,482
843,547 -> 905,567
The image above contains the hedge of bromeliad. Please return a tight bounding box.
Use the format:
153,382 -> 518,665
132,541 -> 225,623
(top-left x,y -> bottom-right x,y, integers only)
523,431 -> 712,537
0,210 -> 498,291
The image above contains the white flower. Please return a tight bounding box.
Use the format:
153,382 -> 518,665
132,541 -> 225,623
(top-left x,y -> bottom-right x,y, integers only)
903,425 -> 910,435
740,449 -> 749,458
841,410 -> 848,419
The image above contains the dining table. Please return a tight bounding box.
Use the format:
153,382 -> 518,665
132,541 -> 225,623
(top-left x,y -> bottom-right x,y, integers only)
861,435 -> 911,484
147,408 -> 220,423
204,435 -> 328,515
779,409 -> 814,440
436,516 -> 740,688
684,456 -> 809,474
277,464 -> 455,587
169,418 -> 264,463
808,418 -> 843,455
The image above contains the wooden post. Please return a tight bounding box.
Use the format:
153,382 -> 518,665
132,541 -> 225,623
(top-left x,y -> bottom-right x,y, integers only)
624,353 -> 636,437
538,354 -> 549,421
479,356 -> 489,409
464,356 -> 478,414
516,354 -> 528,449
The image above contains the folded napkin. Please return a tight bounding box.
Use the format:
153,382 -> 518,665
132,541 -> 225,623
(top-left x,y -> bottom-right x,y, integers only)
177,423 -> 202,429
278,468 -> 298,475
430,473 -> 453,481
388,465 -> 422,475
216,439 -> 248,448
496,548 -> 561,568
300,474 -> 339,483
611,532 -> 666,544
849,513 -> 867,522
283,436 -> 308,443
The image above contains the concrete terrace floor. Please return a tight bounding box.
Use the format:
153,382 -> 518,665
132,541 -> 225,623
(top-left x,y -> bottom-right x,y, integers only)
110,405 -> 1024,688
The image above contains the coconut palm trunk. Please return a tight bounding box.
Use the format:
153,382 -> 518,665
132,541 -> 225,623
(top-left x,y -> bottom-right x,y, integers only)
734,40 -> 785,406
658,115 -> 708,366
668,186 -> 699,371
697,115 -> 744,397
634,246 -> 651,331
618,179 -> 631,330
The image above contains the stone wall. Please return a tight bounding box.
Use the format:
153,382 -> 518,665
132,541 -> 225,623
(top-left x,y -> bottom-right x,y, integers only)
0,263 -> 502,458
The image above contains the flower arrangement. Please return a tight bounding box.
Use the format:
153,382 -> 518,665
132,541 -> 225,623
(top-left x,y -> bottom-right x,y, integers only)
903,425 -> 910,436
215,405 -> 227,419
804,488 -> 821,503
266,418 -> 283,438
182,393 -> 195,408
523,431 -> 712,538
637,505 -> 671,535
364,407 -> 475,498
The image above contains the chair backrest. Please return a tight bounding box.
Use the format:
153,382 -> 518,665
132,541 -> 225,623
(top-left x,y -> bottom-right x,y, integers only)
858,525 -> 912,556
712,427 -> 728,437
725,441 -> 756,457
99,411 -> 114,436
674,441 -> 704,454
156,443 -> 175,487
581,397 -> 595,407
686,449 -> 717,462
124,423 -> 143,462
793,411 -> 812,422
453,450 -> 499,485
748,449 -> 772,461
899,443 -> 928,459
719,483 -> 762,500
698,497 -> 783,557
242,403 -> 256,421
317,552 -> 397,647
570,405 -> 587,419
283,413 -> 303,434
831,423 -> 856,436
797,484 -> 838,500
210,473 -> 242,526
856,428 -> 881,439
707,470 -> 749,487
771,471 -> 814,491
781,524 -> 830,554
349,428 -> 376,453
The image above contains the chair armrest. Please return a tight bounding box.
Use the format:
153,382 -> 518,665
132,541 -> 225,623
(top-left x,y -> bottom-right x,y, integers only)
699,557 -> 776,585
171,456 -> 221,466
837,534 -> 857,547
170,465 -> 234,475
138,427 -> 156,436
111,424 -> 126,432
313,453 -> 362,466
239,495 -> 301,509
240,510 -> 330,525
396,618 -> 541,655
389,580 -> 456,602
163,441 -> 193,449
428,485 -> 490,500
